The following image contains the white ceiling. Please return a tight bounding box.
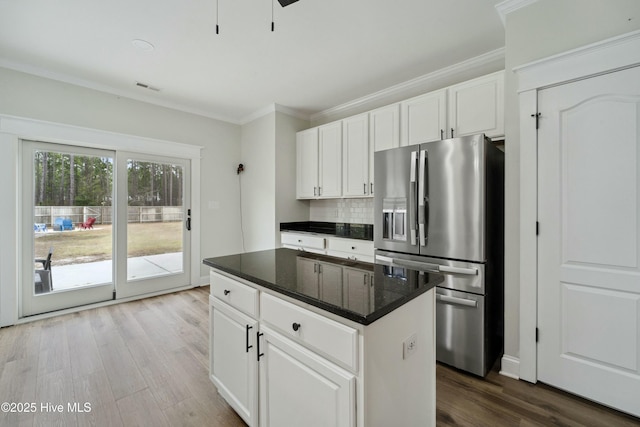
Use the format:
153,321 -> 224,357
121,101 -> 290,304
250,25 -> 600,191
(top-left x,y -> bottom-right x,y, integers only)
0,0 -> 506,124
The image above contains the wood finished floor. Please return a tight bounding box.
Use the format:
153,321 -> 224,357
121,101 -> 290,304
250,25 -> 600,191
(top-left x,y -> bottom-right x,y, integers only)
0,286 -> 638,427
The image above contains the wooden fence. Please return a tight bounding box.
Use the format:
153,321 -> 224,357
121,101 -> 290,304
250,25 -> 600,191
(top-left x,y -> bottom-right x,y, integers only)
34,206 -> 183,226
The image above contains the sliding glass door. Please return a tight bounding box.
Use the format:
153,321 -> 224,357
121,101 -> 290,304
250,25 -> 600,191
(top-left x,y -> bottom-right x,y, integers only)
115,153 -> 191,298
22,143 -> 191,316
22,141 -> 115,316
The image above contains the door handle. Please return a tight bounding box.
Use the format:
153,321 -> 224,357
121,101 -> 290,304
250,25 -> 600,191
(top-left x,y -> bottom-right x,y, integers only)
257,332 -> 264,361
246,325 -> 253,352
410,151 -> 418,246
418,150 -> 427,246
436,294 -> 477,308
439,265 -> 478,276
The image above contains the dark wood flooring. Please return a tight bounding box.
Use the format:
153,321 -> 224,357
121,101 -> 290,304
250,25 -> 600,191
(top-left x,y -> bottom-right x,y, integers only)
0,286 -> 638,426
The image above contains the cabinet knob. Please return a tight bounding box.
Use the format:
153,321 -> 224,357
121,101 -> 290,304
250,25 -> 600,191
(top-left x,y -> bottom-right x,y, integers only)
223,289 -> 231,296
351,246 -> 356,250
292,322 -> 301,332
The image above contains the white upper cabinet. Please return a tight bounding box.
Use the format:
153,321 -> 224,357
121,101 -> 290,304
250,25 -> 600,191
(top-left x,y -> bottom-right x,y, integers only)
448,70 -> 504,139
318,121 -> 343,198
369,103 -> 400,152
296,128 -> 319,199
401,88 -> 447,146
342,113 -> 371,197
296,123 -> 342,199
296,71 -> 504,200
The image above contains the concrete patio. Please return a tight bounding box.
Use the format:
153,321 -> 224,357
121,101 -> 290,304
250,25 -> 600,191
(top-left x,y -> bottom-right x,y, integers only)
46,252 -> 183,291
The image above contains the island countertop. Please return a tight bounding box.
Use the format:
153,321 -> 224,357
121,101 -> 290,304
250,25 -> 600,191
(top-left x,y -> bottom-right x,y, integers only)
203,248 -> 443,325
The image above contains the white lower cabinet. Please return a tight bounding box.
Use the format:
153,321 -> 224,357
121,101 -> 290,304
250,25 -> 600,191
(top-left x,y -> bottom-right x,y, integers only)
210,268 -> 436,427
210,296 -> 259,426
258,326 -> 356,427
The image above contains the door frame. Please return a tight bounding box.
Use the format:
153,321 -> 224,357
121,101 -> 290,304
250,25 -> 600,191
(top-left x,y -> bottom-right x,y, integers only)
0,115 -> 202,324
20,141 -> 117,316
514,29 -> 640,382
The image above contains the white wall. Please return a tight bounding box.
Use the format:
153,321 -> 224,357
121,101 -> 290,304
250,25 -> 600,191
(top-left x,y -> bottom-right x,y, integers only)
502,0 -> 640,367
241,109 -> 310,251
240,113 -> 277,251
0,67 -> 243,325
274,111 -> 310,241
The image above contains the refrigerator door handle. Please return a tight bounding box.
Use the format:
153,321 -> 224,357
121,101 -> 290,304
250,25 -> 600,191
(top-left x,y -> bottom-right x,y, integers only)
375,255 -> 478,276
439,265 -> 478,276
436,294 -> 478,308
375,255 -> 440,273
418,150 -> 427,246
410,150 -> 418,246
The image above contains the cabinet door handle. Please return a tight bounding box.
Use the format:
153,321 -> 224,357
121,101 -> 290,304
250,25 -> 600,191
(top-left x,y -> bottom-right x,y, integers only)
440,129 -> 444,140
370,182 -> 373,194
292,322 -> 301,332
257,332 -> 264,361
363,183 -> 366,194
313,187 -> 317,196
223,289 -> 230,296
319,186 -> 322,196
246,325 -> 253,352
451,128 -> 454,138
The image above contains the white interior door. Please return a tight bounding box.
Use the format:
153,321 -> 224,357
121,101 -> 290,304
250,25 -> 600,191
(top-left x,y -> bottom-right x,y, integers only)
537,65 -> 640,417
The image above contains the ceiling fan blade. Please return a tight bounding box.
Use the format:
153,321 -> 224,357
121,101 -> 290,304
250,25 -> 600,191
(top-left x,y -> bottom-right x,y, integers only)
277,0 -> 300,6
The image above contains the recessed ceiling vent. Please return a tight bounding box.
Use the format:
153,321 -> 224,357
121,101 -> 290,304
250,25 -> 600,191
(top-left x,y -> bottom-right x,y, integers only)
135,82 -> 160,92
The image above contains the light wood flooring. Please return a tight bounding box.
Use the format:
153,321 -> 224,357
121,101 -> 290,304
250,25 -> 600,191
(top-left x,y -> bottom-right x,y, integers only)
0,286 -> 638,426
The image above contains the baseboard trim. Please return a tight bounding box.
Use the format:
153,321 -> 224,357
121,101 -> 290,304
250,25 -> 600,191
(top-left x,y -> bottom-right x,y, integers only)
499,355 -> 520,380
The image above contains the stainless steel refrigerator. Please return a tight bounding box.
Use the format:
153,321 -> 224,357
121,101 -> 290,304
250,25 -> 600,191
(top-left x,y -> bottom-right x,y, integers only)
374,134 -> 504,376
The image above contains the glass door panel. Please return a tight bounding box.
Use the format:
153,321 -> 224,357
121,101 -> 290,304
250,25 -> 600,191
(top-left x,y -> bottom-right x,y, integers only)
116,153 -> 190,298
22,141 -> 115,316
127,159 -> 184,280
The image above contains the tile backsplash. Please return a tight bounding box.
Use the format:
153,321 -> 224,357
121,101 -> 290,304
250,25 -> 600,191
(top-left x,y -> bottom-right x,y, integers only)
309,198 -> 374,224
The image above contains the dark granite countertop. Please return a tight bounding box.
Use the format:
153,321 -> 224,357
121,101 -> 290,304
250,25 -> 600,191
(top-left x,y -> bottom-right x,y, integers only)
280,221 -> 373,241
203,248 -> 442,325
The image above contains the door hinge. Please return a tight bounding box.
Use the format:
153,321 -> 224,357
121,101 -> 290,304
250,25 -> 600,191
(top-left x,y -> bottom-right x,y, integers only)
531,112 -> 541,129
536,221 -> 540,235
536,327 -> 539,342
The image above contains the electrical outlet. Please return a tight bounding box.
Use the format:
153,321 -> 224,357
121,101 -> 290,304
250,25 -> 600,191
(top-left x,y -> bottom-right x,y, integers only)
403,333 -> 417,360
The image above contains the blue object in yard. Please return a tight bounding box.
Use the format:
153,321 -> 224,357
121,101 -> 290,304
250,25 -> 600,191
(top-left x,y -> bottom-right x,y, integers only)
34,223 -> 47,232
54,218 -> 73,231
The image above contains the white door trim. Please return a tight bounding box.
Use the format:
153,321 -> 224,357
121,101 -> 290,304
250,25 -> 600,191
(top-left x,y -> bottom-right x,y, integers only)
515,29 -> 640,383
0,114 -> 202,325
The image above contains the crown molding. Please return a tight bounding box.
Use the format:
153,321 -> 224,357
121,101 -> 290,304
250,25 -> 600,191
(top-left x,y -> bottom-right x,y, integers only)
0,59 -> 243,125
514,29 -> 640,92
310,47 -> 505,124
495,0 -> 539,26
240,103 -> 310,125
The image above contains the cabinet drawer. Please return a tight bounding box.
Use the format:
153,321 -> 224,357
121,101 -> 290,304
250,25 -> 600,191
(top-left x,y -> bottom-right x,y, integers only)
327,238 -> 373,259
210,271 -> 259,318
260,293 -> 358,372
281,232 -> 326,250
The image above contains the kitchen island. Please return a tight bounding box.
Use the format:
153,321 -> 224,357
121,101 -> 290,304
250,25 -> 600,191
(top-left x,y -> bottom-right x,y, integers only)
203,248 -> 443,427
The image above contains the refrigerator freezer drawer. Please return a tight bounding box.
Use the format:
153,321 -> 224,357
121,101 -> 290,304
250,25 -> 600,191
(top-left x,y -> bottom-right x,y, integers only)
435,287 -> 487,376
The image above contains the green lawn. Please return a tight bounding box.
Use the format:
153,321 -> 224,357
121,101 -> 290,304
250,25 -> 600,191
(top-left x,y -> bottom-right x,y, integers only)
35,222 -> 183,266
